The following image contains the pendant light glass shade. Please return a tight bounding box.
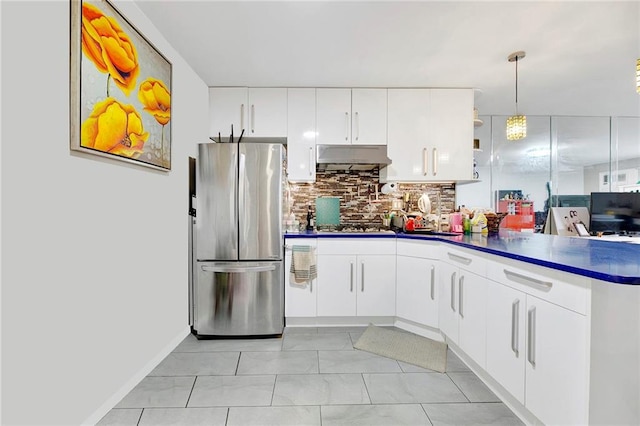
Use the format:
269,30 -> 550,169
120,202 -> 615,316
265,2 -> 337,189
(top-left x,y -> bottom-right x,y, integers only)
636,59 -> 640,93
506,115 -> 527,140
506,51 -> 526,141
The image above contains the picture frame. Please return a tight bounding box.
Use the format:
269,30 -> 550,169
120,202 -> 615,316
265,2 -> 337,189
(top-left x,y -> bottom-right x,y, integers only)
70,0 -> 172,171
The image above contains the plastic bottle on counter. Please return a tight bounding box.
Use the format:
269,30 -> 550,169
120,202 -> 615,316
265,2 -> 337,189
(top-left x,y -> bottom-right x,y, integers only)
463,215 -> 471,235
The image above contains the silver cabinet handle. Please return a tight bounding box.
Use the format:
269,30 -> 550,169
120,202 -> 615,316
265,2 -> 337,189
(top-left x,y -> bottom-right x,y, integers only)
430,265 -> 435,300
447,252 -> 472,266
345,112 -> 349,141
512,299 -> 520,356
432,147 -> 437,176
350,262 -> 354,292
450,272 -> 457,312
310,278 -> 313,293
458,275 -> 464,318
423,148 -> 428,176
240,104 -> 245,131
504,269 -> 552,291
202,264 -> 276,273
355,111 -> 359,141
309,147 -> 313,176
252,104 -> 256,133
361,261 -> 365,292
528,306 -> 536,367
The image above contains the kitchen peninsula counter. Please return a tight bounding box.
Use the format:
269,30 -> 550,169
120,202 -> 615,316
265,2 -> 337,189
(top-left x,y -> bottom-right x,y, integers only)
285,230 -> 640,285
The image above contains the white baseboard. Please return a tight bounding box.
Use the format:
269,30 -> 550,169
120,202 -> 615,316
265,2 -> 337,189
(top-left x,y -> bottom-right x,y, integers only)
82,325 -> 191,426
285,316 -> 395,327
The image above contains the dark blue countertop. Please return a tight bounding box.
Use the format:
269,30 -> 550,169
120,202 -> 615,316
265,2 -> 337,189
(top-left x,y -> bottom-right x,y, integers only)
284,230 -> 640,285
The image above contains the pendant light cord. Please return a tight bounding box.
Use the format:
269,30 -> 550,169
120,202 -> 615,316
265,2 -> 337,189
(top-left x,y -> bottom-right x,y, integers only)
515,56 -> 519,115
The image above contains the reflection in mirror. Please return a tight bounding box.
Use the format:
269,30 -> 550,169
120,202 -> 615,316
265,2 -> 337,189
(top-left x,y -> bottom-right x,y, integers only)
554,116 -> 610,201
612,117 -> 640,192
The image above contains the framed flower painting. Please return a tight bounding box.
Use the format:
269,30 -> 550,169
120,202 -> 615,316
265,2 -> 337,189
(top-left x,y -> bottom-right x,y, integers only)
70,0 -> 172,171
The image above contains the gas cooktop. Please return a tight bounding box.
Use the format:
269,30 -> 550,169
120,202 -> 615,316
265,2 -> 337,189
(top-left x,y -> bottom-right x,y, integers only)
316,225 -> 395,234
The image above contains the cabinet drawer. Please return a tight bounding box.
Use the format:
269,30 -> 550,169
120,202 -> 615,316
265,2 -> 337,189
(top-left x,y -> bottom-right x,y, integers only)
397,240 -> 439,259
487,257 -> 589,315
441,246 -> 487,277
317,238 -> 395,255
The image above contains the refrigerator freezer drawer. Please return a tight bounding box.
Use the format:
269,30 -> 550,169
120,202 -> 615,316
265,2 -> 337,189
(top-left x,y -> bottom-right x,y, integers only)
194,261 -> 284,337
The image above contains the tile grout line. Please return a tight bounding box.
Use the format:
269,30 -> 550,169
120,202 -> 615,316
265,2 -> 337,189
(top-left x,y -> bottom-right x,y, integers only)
445,372 -> 471,403
360,373 -> 373,405
224,407 -> 230,426
136,408 -> 144,426
184,376 -> 198,408
419,403 -> 435,426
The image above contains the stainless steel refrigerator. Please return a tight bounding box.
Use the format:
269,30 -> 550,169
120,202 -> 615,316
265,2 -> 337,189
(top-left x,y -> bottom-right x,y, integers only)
191,141 -> 285,337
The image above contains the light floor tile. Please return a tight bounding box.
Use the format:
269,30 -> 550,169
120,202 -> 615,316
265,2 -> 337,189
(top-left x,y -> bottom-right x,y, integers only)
237,351 -> 319,375
96,408 -> 142,426
422,402 -> 525,425
398,361 -> 438,373
446,350 -> 471,372
188,375 -> 275,407
138,407 -> 228,426
272,374 -> 370,406
284,326 -> 318,334
115,377 -> 195,409
363,373 -> 468,404
319,350 -> 401,373
321,404 -> 431,426
227,406 -> 321,426
173,334 -> 283,352
447,372 -> 501,402
349,332 -> 364,345
282,333 -> 353,351
149,352 -> 239,376
317,326 -> 368,334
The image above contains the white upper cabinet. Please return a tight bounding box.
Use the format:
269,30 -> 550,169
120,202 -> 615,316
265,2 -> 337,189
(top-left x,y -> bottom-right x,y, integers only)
209,87 -> 287,138
316,88 -> 387,146
429,89 -> 474,181
381,88 -> 474,182
351,89 -> 387,145
383,89 -> 430,182
287,88 -> 316,182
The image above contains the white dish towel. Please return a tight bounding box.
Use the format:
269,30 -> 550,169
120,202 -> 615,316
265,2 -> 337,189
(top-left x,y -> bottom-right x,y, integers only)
290,245 -> 317,286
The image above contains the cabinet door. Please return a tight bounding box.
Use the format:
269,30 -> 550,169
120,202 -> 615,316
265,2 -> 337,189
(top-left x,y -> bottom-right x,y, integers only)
438,261 -> 459,343
351,89 -> 387,146
458,271 -> 488,368
287,89 -> 316,182
356,254 -> 396,317
209,87 -> 248,137
429,89 -> 474,181
316,254 -> 357,316
525,296 -> 588,426
316,88 -> 351,145
247,88 -> 287,137
382,89 -> 430,182
486,281 -> 526,403
284,243 -> 317,317
396,256 -> 438,327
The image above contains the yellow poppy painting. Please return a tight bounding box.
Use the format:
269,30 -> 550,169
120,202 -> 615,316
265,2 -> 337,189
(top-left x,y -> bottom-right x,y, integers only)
70,0 -> 172,170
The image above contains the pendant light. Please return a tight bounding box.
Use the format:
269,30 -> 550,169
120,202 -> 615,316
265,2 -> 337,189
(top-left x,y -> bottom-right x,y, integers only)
506,51 -> 527,141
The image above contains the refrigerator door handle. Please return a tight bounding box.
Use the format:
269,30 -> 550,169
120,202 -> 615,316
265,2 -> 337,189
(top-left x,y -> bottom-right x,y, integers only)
202,265 -> 276,273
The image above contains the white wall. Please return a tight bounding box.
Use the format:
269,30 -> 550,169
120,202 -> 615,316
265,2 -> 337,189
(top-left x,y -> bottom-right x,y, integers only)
1,1 -> 208,424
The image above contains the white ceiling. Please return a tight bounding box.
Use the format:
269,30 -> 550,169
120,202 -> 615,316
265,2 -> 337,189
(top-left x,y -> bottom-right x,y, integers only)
135,0 -> 640,117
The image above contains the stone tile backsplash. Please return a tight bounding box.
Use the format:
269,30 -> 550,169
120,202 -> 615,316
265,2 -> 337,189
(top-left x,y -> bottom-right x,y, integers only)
286,169 -> 455,227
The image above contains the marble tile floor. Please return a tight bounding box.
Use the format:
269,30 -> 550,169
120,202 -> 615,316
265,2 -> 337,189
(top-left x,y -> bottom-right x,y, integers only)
98,326 -> 524,426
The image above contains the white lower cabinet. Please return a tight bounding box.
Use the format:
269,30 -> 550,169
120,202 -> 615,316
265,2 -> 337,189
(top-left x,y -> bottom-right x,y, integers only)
486,281 -> 527,403
524,295 -> 588,426
396,255 -> 438,327
284,239 -> 317,317
486,262 -> 589,426
317,254 -> 395,317
439,254 -> 488,368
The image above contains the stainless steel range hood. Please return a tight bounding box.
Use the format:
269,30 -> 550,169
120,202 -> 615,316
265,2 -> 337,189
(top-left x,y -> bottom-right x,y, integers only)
316,144 -> 392,171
